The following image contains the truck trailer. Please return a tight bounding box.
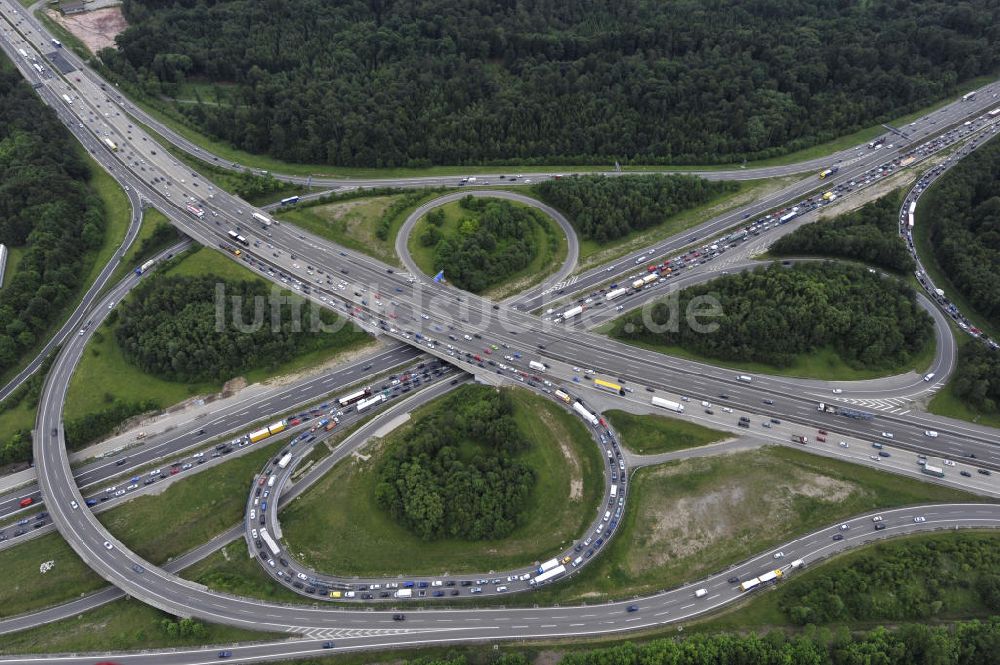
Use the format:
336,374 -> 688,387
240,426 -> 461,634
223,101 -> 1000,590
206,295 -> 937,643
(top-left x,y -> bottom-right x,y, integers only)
650,396 -> 684,413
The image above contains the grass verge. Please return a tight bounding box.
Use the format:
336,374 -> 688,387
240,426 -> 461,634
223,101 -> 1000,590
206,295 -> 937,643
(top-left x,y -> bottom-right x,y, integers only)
604,409 -> 728,455
279,386 -> 603,576
0,598 -> 274,654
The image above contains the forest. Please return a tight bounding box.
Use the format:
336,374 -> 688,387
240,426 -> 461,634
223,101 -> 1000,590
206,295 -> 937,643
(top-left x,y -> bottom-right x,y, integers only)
100,0 -> 1000,168
779,534 -> 1000,625
951,342 -> 1000,415
611,262 -> 933,371
114,274 -> 363,382
424,197 -> 548,293
374,386 -> 534,541
770,194 -> 915,273
922,136 -> 1000,329
392,618 -> 1000,665
535,174 -> 737,243
0,68 -> 105,378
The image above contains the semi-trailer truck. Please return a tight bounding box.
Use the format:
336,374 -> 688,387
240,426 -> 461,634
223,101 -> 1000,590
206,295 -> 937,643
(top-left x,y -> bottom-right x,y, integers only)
605,288 -> 627,300
572,401 -> 599,426
562,305 -> 583,319
651,396 -> 684,413
529,360 -> 547,372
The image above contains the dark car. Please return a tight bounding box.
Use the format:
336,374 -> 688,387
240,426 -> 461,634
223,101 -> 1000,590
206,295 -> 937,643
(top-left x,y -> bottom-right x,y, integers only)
978,469 -> 992,476
874,523 -> 886,530
727,576 -> 740,584
832,534 -> 844,541
393,614 -> 405,621
218,651 -> 232,659
627,605 -> 639,613
323,642 -> 335,649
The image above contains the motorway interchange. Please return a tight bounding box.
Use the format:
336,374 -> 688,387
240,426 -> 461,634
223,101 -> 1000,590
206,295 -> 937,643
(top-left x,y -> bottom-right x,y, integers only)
2,0 -> 1000,661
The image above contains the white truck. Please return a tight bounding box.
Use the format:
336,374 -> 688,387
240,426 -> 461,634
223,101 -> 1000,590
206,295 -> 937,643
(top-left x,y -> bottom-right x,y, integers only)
393,589 -> 412,598
530,564 -> 566,586
562,305 -> 583,319
736,375 -> 752,382
651,396 -> 684,413
537,558 -> 560,574
529,360 -> 547,373
605,288 -> 627,300
695,588 -> 708,598
572,401 -> 599,426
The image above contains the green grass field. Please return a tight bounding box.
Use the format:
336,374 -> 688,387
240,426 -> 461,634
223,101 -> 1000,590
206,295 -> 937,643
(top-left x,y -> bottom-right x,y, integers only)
606,329 -> 936,382
0,532 -> 106,619
64,246 -> 373,422
516,446 -> 980,606
604,409 -> 728,455
406,198 -> 567,298
279,386 -> 603,576
277,194 -> 408,266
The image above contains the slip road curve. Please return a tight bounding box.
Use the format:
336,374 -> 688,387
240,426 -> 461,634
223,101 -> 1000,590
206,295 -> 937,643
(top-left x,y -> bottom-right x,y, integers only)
247,379 -> 627,601
395,189 -> 579,302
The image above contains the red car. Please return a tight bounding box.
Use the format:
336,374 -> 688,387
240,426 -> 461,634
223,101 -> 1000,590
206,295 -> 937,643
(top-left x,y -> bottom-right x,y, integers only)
19,497 -> 33,508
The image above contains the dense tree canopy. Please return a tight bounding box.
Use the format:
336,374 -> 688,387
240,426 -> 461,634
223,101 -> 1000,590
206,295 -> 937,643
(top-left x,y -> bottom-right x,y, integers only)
951,342 -> 1000,414
100,0 -> 1000,168
535,175 -> 737,243
398,618 -> 1000,665
426,196 -> 549,293
115,274 -> 364,382
922,135 -> 1000,329
374,386 -> 535,541
612,262 -> 933,370
780,534 -> 1000,625
0,69 -> 105,377
771,194 -> 915,273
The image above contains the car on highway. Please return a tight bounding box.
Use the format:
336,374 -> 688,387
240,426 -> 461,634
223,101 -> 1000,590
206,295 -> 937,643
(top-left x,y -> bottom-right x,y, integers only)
914,516 -> 926,523
103,540 -> 114,550
839,441 -> 849,448
961,470 -> 972,477
627,604 -> 639,612
833,534 -> 844,541
831,388 -> 843,394
872,515 -> 883,522
880,431 -> 894,439
943,460 -> 956,466
773,551 -> 784,559
924,430 -> 939,438
218,651 -> 232,658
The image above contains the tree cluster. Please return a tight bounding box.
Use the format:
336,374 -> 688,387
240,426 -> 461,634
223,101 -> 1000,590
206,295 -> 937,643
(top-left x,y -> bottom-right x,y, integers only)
114,274 -> 361,383
100,0 -> 1000,168
0,69 -> 106,377
779,534 -> 1000,625
771,194 -> 915,273
952,342 -> 1000,414
536,174 -> 737,243
922,136 -> 1000,329
428,197 -> 544,293
399,618 -> 1000,665
612,262 -> 933,370
374,386 -> 534,541
64,397 -> 159,451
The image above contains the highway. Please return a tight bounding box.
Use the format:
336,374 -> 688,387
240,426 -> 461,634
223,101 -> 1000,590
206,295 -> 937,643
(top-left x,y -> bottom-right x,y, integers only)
1,0 -> 1000,659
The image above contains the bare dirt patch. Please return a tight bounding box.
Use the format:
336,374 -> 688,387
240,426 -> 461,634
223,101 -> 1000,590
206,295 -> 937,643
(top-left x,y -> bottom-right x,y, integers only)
629,453 -> 862,572
45,6 -> 127,54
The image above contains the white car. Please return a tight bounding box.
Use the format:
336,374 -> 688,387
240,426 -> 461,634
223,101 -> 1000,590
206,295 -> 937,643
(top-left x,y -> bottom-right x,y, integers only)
831,388 -> 843,394
914,516 -> 926,523
773,551 -> 784,559
103,540 -> 114,550
251,529 -> 258,539
924,430 -> 939,438
880,432 -> 894,439
872,515 -> 883,522
496,585 -> 509,593
839,441 -> 849,448
193,452 -> 204,458
70,500 -> 79,510
722,407 -> 733,413
943,460 -> 956,466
